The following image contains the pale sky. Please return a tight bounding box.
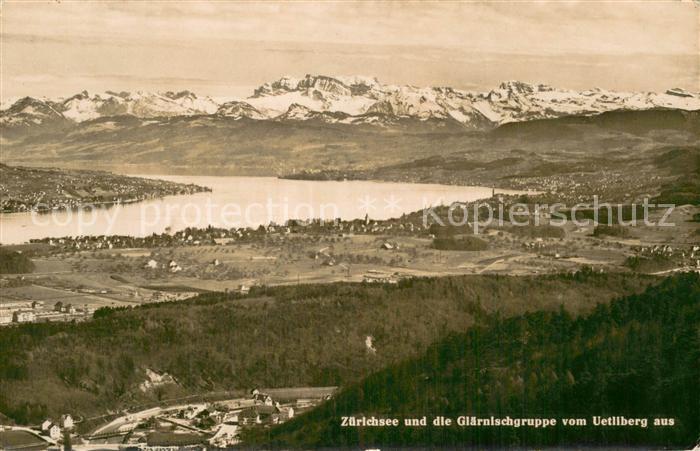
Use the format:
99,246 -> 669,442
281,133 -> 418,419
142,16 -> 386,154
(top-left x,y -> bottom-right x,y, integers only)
1,1 -> 698,99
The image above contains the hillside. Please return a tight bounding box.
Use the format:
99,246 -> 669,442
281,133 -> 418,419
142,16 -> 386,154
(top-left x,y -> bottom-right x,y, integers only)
1,77 -> 699,176
1,109 -> 697,178
246,272 -> 700,448
0,164 -> 210,213
281,112 -> 700,202
0,271 -> 654,424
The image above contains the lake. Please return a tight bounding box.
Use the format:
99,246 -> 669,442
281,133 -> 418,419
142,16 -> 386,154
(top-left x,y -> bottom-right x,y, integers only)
0,176 -> 530,244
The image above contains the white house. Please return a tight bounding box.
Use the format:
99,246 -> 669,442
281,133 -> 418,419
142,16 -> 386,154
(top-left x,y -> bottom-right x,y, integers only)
60,414 -> 74,430
252,390 -> 273,406
48,423 -> 61,440
145,259 -> 159,269
41,419 -> 53,431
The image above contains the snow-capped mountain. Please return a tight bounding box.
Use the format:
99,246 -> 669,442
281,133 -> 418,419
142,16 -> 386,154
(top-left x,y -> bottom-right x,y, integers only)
0,96 -> 67,127
2,76 -> 699,130
59,90 -> 219,121
244,76 -> 700,127
1,90 -> 219,127
216,101 -> 266,120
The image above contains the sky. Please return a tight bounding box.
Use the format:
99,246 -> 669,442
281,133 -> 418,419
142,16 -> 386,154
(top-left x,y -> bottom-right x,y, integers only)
1,1 -> 698,100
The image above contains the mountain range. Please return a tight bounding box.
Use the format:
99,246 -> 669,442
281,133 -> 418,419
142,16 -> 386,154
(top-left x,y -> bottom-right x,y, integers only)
2,75 -> 699,131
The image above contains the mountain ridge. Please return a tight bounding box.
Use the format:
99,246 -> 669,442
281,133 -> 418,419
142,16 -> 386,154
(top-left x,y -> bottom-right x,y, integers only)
3,75 -> 699,130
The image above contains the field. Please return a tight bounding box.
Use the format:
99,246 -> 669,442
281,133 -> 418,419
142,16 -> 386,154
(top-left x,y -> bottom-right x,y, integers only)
0,430 -> 49,450
2,201 -> 695,309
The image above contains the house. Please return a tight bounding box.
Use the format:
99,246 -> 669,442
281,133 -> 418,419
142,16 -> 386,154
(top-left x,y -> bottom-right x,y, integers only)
238,407 -> 261,425
253,392 -> 273,406
145,259 -> 159,269
275,402 -> 294,420
239,405 -> 280,426
60,414 -> 74,430
169,260 -> 182,273
48,423 -> 61,440
13,311 -> 36,323
0,314 -> 12,325
41,419 -> 53,431
182,405 -> 207,420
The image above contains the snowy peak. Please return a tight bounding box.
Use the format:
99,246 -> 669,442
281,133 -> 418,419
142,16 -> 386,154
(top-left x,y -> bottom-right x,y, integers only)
3,77 -> 700,130
252,74 -> 379,99
0,97 -> 66,127
279,103 -> 315,120
35,90 -> 219,122
216,101 -> 265,120
275,103 -> 353,124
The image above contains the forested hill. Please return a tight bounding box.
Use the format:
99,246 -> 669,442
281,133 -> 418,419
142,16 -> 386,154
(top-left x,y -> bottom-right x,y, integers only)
245,272 -> 700,448
0,271 -> 653,424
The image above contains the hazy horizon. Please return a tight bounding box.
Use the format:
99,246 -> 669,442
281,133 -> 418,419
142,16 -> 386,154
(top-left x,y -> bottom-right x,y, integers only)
1,1 -> 698,100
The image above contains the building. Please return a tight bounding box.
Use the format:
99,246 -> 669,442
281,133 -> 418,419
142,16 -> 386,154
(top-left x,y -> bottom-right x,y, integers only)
13,311 -> 36,323
48,423 -> 61,441
253,392 -> 273,406
60,414 -> 74,430
239,405 -> 280,426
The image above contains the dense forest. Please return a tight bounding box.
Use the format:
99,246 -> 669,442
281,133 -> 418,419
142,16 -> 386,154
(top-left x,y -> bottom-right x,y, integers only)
0,271 -> 654,424
431,236 -> 488,251
0,248 -> 34,274
244,273 -> 700,448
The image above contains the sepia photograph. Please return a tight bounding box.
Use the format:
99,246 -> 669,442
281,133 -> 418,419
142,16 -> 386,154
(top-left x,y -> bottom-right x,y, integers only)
0,1 -> 698,449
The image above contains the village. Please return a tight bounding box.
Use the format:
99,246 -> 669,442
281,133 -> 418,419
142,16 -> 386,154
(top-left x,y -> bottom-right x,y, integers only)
0,164 -> 210,213
1,198 -> 698,331
0,297 -> 95,327
0,386 -> 336,449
